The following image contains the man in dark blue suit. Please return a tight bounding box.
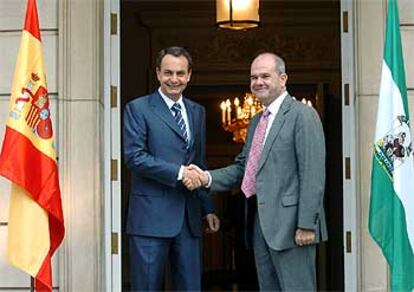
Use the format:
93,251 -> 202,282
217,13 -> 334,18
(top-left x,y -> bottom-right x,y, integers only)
123,46 -> 220,291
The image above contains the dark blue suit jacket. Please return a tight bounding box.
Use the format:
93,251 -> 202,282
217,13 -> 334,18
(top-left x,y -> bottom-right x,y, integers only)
123,91 -> 213,238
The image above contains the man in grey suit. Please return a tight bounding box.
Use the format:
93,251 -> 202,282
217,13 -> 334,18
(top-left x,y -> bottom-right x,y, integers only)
185,52 -> 327,291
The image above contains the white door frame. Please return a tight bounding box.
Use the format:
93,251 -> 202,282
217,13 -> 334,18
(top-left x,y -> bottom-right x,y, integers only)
103,0 -> 360,291
340,0 -> 359,291
104,0 -> 121,290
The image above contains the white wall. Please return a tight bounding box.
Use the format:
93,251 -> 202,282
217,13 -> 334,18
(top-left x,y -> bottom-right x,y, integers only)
0,0 -> 59,290
357,0 -> 414,291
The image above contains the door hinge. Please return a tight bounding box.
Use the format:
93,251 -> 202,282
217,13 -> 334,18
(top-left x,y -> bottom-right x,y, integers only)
345,157 -> 351,180
346,231 -> 352,253
111,232 -> 119,254
111,85 -> 118,108
111,159 -> 118,181
344,83 -> 350,106
111,13 -> 118,35
343,11 -> 349,33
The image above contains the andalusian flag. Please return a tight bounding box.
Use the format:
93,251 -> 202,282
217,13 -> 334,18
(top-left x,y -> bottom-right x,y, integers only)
0,0 -> 64,291
369,0 -> 414,290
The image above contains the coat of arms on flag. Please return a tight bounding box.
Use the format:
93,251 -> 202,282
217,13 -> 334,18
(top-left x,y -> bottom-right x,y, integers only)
10,72 -> 53,140
375,115 -> 413,174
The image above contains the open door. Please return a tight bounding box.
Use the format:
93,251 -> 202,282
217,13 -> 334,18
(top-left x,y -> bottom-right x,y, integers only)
104,0 -> 121,290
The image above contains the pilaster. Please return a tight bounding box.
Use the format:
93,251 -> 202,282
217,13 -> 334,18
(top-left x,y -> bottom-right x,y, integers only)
58,0 -> 104,291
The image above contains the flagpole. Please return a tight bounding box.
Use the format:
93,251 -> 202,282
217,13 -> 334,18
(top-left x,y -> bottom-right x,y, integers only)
30,277 -> 34,292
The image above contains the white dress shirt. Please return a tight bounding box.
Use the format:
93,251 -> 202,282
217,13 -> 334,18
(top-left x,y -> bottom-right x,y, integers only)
263,91 -> 287,143
158,88 -> 191,181
158,88 -> 192,140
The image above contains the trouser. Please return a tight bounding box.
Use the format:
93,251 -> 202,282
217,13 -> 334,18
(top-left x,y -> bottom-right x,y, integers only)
129,216 -> 201,291
253,214 -> 316,291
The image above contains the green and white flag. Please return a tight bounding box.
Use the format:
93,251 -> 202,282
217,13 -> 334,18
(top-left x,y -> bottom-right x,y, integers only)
369,0 -> 414,291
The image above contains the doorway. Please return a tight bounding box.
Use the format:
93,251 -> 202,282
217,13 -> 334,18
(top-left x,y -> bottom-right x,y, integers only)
120,0 -> 344,290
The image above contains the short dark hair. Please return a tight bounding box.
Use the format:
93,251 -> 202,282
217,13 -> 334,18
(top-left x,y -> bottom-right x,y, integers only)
156,46 -> 192,71
252,52 -> 286,74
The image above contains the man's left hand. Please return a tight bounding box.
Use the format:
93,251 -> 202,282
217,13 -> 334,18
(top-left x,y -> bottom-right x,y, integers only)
295,228 -> 315,246
205,213 -> 220,233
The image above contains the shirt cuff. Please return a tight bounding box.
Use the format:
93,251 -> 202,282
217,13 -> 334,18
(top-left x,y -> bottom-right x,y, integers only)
178,165 -> 184,180
205,171 -> 212,188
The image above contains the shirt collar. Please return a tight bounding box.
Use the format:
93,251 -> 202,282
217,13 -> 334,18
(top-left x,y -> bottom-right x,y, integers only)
158,87 -> 184,110
265,91 -> 287,116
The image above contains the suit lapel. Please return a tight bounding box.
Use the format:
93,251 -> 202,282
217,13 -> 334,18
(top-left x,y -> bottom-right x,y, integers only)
149,92 -> 186,141
257,95 -> 293,172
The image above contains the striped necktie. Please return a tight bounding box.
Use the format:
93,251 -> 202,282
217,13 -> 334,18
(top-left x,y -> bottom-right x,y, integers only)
171,103 -> 189,146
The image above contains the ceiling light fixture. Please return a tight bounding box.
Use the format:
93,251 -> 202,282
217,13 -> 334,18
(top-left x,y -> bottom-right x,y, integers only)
216,0 -> 260,30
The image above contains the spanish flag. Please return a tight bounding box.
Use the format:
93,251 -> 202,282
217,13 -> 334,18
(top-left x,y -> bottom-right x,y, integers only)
0,0 -> 64,291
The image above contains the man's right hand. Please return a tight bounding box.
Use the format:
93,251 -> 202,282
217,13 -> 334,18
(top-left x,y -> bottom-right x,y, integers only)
182,164 -> 209,190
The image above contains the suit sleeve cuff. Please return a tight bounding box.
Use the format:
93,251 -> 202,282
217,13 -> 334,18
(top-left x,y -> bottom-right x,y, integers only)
298,213 -> 319,231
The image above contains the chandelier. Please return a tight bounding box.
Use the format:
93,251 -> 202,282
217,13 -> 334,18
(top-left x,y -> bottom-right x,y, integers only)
216,0 -> 260,30
220,93 -> 314,143
220,93 -> 263,143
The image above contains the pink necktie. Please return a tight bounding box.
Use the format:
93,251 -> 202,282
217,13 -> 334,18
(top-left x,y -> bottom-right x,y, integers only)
241,110 -> 271,198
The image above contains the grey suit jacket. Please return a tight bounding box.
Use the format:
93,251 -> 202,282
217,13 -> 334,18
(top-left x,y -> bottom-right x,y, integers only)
210,94 -> 327,251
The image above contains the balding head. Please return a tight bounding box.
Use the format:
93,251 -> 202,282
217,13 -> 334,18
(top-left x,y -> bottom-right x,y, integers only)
250,52 -> 288,106
252,52 -> 286,75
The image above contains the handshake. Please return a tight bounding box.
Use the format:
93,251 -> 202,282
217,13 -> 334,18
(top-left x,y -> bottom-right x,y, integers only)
182,164 -> 209,191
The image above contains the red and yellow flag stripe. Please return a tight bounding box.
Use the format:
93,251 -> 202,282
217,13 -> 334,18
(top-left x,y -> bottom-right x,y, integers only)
0,0 -> 64,291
